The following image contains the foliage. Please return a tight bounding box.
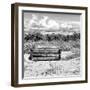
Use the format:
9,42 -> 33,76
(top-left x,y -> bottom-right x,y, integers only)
24,32 -> 80,42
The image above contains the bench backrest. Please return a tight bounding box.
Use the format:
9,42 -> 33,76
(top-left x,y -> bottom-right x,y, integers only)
30,48 -> 61,61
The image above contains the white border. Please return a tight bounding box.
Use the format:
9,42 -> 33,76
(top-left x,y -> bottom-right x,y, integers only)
18,6 -> 86,84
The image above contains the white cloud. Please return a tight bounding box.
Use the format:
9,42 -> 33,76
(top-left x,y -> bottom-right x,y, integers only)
28,14 -> 39,27
47,19 -> 59,29
24,14 -> 80,32
25,15 -> 60,30
60,23 -> 67,28
39,16 -> 48,28
60,23 -> 73,29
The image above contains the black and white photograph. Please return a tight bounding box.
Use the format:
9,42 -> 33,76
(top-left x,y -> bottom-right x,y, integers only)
11,3 -> 88,87
23,11 -> 81,79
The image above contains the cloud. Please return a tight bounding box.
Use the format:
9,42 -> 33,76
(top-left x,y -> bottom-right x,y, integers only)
39,16 -> 48,28
60,23 -> 73,29
47,19 -> 59,29
24,15 -> 60,30
24,14 -> 80,32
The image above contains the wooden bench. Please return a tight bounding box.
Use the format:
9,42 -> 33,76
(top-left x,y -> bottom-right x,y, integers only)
29,48 -> 61,61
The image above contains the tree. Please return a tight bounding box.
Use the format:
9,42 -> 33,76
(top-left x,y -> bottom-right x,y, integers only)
33,32 -> 43,41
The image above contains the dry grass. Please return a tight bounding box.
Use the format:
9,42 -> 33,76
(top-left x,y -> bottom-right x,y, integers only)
24,53 -> 80,78
24,38 -> 80,78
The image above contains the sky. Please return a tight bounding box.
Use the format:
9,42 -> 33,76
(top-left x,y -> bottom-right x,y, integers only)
23,11 -> 80,32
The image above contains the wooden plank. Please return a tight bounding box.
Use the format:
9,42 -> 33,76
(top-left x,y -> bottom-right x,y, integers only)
33,56 -> 60,61
32,52 -> 59,54
29,48 -> 61,61
32,49 -> 59,52
32,54 -> 59,57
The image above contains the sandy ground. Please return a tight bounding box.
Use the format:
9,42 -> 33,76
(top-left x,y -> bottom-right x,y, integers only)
24,51 -> 80,78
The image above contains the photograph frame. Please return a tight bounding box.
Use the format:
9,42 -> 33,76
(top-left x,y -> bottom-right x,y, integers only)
11,3 -> 88,87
